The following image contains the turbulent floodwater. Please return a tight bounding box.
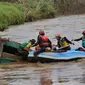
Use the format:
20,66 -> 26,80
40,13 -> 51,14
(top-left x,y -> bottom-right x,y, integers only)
0,14 -> 85,85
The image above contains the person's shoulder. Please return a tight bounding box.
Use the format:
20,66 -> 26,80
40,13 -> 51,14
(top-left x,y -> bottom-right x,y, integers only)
61,36 -> 66,39
62,36 -> 69,41
63,36 -> 67,39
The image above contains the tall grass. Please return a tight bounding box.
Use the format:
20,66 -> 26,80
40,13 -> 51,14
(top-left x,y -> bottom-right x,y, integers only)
0,0 -> 19,3
0,0 -> 56,30
23,0 -> 56,21
0,2 -> 25,30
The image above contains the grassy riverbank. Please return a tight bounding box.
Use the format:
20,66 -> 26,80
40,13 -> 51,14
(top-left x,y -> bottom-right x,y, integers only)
0,0 -> 56,31
0,2 -> 25,30
1,0 -> 85,31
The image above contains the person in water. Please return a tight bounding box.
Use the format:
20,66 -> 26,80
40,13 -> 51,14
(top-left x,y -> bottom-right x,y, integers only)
72,30 -> 85,51
53,34 -> 74,52
20,39 -> 36,52
18,39 -> 36,60
33,30 -> 52,56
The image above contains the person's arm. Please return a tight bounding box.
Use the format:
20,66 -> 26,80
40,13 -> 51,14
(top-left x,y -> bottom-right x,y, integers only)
48,39 -> 52,48
57,41 -> 61,48
73,37 -> 82,41
32,35 -> 41,46
64,37 -> 73,44
33,42 -> 38,46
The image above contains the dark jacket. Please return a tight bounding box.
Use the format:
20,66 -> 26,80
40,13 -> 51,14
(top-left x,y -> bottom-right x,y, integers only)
73,37 -> 82,41
57,37 -> 73,48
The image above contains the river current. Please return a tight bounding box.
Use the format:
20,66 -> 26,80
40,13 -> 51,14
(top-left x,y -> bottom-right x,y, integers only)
0,14 -> 85,85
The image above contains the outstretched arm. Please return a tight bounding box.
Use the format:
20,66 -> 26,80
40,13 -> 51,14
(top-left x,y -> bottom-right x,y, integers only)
64,37 -> 73,44
72,37 -> 82,41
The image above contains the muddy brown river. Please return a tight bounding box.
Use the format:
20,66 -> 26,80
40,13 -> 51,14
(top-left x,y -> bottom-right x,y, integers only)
0,14 -> 85,85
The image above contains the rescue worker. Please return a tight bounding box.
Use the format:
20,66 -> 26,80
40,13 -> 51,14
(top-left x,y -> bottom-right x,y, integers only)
18,39 -> 36,60
33,30 -> 45,50
20,39 -> 36,52
72,30 -> 85,51
33,30 -> 52,56
54,34 -> 74,52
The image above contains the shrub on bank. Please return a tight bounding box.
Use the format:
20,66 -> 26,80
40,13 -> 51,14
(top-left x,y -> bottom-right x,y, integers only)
25,0 -> 56,21
0,2 -> 25,31
0,0 -> 56,30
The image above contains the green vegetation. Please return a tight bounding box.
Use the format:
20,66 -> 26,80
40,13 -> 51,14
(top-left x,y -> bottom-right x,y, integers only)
0,2 -> 25,30
24,0 -> 55,21
0,0 -> 56,31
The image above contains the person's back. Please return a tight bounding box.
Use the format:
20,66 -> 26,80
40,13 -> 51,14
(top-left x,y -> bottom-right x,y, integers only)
39,35 -> 52,48
33,30 -> 52,56
33,30 -> 45,47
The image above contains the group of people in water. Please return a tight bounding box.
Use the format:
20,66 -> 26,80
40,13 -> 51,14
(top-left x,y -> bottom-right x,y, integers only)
20,30 -> 85,56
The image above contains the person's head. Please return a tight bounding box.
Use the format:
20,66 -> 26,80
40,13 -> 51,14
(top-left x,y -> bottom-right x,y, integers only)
55,34 -> 61,40
30,39 -> 36,44
39,30 -> 45,36
82,30 -> 85,36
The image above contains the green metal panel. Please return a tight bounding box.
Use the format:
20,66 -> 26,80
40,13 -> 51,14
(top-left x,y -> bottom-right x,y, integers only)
4,41 -> 20,49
